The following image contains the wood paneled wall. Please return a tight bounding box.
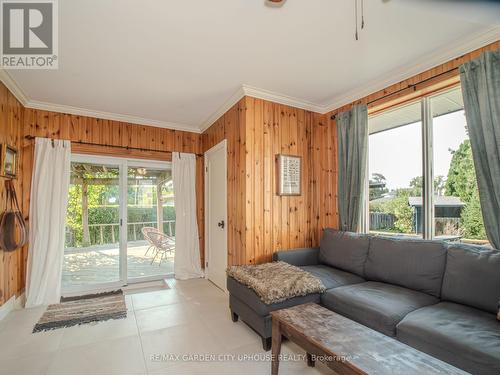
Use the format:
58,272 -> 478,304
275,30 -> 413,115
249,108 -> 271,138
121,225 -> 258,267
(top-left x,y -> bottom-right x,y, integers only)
1,40 -> 497,305
21,108 -> 205,274
202,97 -> 338,266
0,82 -> 24,306
0,91 -> 205,307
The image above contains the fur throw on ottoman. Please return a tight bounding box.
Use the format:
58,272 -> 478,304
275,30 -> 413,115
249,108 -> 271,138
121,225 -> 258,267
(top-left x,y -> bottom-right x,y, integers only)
227,261 -> 325,305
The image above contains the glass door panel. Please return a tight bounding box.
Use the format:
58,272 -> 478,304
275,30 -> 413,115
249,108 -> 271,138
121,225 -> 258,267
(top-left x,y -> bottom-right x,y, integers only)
126,165 -> 174,281
63,161 -> 122,292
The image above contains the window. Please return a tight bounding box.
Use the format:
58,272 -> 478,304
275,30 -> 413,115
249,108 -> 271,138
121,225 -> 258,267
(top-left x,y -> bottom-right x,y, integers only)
367,86 -> 487,244
368,101 -> 422,237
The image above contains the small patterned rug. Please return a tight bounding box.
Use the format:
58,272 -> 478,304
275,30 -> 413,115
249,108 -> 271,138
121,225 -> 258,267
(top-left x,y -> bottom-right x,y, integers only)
33,290 -> 127,333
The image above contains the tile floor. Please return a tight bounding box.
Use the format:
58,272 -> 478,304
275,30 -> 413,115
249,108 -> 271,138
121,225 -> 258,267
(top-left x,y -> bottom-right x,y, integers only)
0,279 -> 332,375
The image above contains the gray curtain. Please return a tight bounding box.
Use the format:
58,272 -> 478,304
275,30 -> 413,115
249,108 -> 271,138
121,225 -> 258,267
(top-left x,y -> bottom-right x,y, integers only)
459,49 -> 500,250
337,104 -> 368,232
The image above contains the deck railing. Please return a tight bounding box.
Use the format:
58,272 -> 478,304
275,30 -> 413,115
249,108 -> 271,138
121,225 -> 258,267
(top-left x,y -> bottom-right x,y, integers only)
65,220 -> 175,247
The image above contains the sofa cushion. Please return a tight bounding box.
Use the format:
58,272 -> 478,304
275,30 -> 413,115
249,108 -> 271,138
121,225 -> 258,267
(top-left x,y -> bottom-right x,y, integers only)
364,236 -> 446,297
441,243 -> 500,314
321,281 -> 439,337
319,229 -> 370,277
227,276 -> 320,316
397,302 -> 500,375
300,265 -> 365,290
273,247 -> 319,266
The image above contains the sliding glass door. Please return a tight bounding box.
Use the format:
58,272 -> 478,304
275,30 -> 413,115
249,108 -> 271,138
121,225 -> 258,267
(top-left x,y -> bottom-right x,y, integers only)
62,155 -> 174,295
62,157 -> 124,293
126,164 -> 175,282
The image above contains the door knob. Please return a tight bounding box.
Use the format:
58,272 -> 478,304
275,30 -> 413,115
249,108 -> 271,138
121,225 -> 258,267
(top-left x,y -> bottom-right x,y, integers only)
218,220 -> 225,229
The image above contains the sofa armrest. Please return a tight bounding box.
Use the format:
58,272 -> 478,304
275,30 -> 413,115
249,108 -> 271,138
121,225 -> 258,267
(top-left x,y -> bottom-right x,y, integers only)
273,247 -> 319,266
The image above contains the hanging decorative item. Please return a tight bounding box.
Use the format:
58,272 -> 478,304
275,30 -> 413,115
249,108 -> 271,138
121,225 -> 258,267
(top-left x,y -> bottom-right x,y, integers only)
1,144 -> 18,178
277,154 -> 301,196
0,180 -> 28,252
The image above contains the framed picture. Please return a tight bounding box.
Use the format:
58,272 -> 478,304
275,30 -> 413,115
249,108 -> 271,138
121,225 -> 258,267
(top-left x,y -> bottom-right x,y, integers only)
2,145 -> 18,178
277,154 -> 301,196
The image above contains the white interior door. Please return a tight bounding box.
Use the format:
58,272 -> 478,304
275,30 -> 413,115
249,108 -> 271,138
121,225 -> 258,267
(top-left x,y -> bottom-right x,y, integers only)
205,140 -> 228,291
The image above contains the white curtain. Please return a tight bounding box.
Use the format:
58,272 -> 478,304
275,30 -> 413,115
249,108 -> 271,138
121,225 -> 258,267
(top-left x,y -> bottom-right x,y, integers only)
26,138 -> 71,307
172,152 -> 203,280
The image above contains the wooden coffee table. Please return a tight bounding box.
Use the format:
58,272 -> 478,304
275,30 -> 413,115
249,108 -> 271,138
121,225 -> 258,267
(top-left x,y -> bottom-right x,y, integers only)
270,303 -> 468,375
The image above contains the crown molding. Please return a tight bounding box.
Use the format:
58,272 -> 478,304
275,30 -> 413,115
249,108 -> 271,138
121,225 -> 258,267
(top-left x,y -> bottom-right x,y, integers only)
0,69 -> 29,106
24,99 -> 201,133
199,86 -> 246,132
242,84 -> 325,113
0,69 -> 200,133
199,85 -> 326,132
321,26 -> 500,114
2,25 -> 498,133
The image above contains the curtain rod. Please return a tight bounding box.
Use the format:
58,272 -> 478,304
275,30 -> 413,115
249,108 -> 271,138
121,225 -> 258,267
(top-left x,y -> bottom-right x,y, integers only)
24,135 -> 204,157
330,66 -> 459,120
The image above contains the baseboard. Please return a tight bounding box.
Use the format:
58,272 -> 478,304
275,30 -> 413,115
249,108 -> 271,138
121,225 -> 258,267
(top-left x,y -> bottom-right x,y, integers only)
0,292 -> 25,321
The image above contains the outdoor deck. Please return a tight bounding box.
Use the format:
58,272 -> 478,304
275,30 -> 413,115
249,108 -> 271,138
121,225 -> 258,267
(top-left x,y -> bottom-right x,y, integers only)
62,241 -> 174,289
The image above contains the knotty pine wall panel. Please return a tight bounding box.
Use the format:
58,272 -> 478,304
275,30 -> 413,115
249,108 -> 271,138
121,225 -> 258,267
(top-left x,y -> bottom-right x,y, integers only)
1,41 -> 496,306
202,96 -> 338,266
20,108 -> 205,276
0,82 -> 24,306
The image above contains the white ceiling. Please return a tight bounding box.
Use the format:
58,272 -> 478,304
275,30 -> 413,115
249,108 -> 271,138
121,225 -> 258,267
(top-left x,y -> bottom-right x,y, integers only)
2,0 -> 500,133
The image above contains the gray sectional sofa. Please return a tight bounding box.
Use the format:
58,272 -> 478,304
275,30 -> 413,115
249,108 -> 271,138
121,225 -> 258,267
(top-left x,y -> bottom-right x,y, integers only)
227,228 -> 500,375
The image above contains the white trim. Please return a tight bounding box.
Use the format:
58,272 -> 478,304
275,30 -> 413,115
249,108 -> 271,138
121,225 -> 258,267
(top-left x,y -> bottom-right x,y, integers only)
0,69 -> 29,105
199,86 -> 246,132
0,296 -> 16,321
25,100 -> 200,133
204,139 -> 228,291
15,292 -> 26,309
2,26 -> 499,133
242,84 -> 325,113
0,293 -> 25,321
320,26 -> 500,113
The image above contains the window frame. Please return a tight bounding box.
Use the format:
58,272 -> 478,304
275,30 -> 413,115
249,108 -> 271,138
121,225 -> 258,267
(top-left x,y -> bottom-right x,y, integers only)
365,85 -> 464,240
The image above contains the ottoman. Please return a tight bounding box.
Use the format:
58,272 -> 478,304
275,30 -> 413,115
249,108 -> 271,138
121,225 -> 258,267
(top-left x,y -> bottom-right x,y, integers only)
227,275 -> 320,350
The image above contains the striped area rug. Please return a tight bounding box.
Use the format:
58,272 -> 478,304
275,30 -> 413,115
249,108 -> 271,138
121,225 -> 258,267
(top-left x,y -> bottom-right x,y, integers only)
33,290 -> 127,333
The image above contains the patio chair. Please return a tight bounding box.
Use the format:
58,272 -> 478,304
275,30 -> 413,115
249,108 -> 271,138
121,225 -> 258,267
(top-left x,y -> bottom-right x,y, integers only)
141,226 -> 158,256
148,230 -> 175,266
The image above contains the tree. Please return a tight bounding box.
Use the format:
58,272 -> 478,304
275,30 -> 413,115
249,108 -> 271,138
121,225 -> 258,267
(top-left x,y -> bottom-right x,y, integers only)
445,139 -> 486,240
408,175 -> 446,197
369,173 -> 388,200
461,190 -> 486,239
445,140 -> 477,202
390,190 -> 414,233
434,175 -> 446,196
371,188 -> 414,234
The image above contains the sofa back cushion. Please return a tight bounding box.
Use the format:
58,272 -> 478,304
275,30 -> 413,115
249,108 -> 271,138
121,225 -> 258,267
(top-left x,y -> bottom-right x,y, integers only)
364,236 -> 446,297
441,243 -> 500,314
319,229 -> 369,277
